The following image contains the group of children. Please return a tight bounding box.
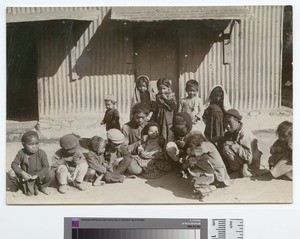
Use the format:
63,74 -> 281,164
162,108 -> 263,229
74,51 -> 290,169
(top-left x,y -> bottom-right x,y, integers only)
8,75 -> 293,199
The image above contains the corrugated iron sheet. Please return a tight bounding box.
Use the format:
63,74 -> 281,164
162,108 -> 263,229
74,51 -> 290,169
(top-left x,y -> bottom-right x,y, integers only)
37,7 -> 136,117
111,7 -> 254,21
33,6 -> 283,119
7,7 -> 105,22
179,6 -> 283,110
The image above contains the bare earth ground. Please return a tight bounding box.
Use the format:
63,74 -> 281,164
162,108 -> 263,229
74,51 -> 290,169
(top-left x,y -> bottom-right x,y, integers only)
6,110 -> 293,204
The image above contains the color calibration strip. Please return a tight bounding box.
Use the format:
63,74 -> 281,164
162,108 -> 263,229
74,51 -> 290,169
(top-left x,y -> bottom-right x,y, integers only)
65,218 -> 243,239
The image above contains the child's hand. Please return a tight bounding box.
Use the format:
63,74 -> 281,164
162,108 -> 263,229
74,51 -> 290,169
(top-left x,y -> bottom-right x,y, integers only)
270,146 -> 282,154
30,174 -> 38,180
176,140 -> 186,149
230,142 -> 240,153
21,171 -> 31,181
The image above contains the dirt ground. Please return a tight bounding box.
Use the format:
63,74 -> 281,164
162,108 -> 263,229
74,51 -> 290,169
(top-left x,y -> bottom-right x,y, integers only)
6,113 -> 293,204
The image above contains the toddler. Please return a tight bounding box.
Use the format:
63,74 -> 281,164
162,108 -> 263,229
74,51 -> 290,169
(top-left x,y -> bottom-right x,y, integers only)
51,134 -> 88,193
101,94 -> 120,131
8,131 -> 55,196
178,80 -> 202,124
152,78 -> 177,141
268,121 -> 292,180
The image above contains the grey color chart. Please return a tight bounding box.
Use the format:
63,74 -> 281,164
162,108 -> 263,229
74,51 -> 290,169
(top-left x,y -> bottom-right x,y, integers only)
64,218 -> 243,239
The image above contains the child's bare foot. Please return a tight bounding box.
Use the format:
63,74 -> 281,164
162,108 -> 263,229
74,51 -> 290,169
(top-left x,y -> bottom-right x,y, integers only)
39,187 -> 51,195
93,177 -> 106,186
58,184 -> 67,194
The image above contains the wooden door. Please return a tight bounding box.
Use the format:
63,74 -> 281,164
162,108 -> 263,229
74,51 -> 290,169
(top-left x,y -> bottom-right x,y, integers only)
133,22 -> 178,96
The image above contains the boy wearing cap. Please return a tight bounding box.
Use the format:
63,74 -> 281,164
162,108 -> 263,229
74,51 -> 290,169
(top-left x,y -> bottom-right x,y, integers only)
8,130 -> 55,196
51,134 -> 88,193
101,94 -> 121,131
104,129 -> 142,177
219,109 -> 262,177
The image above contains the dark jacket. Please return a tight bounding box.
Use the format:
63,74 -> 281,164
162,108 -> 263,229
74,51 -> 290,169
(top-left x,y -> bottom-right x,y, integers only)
11,149 -> 50,178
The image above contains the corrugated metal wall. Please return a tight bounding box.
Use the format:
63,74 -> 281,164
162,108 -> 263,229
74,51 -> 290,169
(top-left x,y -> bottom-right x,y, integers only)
37,8 -> 135,117
179,6 -> 283,110
35,6 -> 283,119
7,7 -> 99,14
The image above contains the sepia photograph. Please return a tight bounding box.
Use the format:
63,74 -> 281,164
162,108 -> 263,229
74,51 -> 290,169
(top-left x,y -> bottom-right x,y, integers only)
6,6 -> 293,204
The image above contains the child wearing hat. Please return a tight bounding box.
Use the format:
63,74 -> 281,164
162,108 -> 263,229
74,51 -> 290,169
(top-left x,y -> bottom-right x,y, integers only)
178,80 -> 203,125
8,130 -> 55,196
85,136 -> 122,186
51,134 -> 88,193
218,109 -> 262,178
268,121 -> 292,180
152,78 -> 177,142
104,129 -> 142,178
130,75 -> 156,121
202,85 -> 231,142
101,94 -> 121,131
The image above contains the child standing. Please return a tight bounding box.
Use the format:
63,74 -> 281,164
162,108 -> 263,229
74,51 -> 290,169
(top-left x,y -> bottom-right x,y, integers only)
51,134 -> 88,194
101,94 -> 120,131
202,85 -> 231,142
178,80 -> 202,125
153,78 -> 177,141
131,75 -> 156,121
268,121 -> 292,180
8,131 -> 55,196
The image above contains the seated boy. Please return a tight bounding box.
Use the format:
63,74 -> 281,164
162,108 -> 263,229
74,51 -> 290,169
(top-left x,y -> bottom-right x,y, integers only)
104,129 -> 142,178
51,134 -> 88,194
85,136 -> 117,185
218,109 -> 262,178
8,130 -> 55,196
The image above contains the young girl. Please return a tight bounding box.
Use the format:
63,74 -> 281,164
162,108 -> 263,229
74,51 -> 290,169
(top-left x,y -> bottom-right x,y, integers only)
268,121 -> 292,180
137,122 -> 173,179
178,80 -> 202,125
101,94 -> 120,131
202,85 -> 231,142
131,75 -> 156,121
153,78 -> 177,141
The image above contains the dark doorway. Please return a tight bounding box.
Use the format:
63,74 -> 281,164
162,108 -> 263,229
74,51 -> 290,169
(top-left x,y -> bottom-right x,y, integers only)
281,6 -> 293,108
7,22 -> 39,121
133,22 -> 179,97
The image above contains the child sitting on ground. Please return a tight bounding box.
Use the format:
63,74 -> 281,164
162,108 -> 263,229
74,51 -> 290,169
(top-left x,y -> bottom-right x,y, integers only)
137,121 -> 165,163
85,136 -> 109,186
8,130 -> 55,196
182,132 -> 231,199
101,94 -> 121,131
178,80 -> 202,125
202,85 -> 231,142
135,122 -> 172,179
51,134 -> 88,194
268,121 -> 292,180
218,109 -> 262,178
